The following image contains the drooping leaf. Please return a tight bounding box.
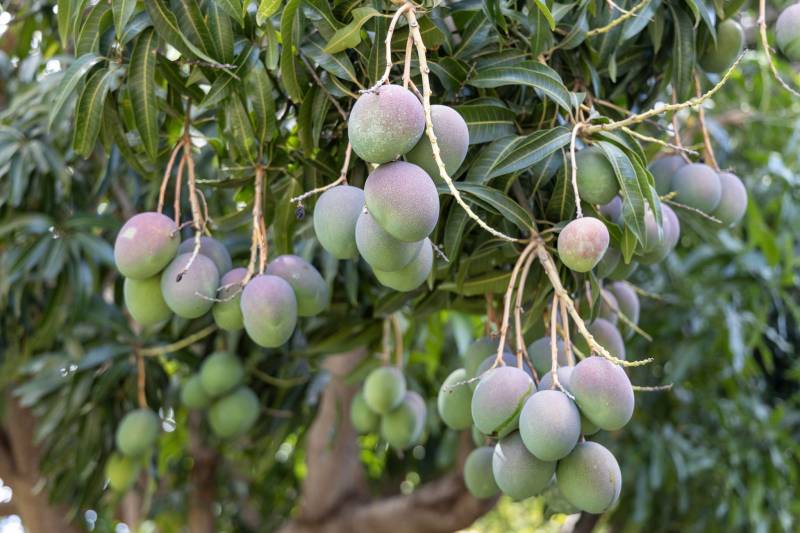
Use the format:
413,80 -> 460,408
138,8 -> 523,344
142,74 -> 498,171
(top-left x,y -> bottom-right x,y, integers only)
48,53 -> 104,130
454,103 -> 517,145
75,3 -> 112,57
280,0 -> 304,103
129,28 -> 159,161
247,62 -> 278,146
323,7 -> 381,54
257,0 -> 282,25
217,0 -> 244,27
670,5 -> 695,101
595,141 -> 647,244
72,68 -> 115,157
112,0 -> 138,40
467,127 -> 571,183
201,44 -> 254,108
468,61 -> 573,111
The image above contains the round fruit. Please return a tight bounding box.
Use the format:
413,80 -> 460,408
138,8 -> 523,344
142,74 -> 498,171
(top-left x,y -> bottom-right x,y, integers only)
240,275 -> 298,348
114,212 -> 179,279
363,366 -> 407,414
180,374 -> 210,410
160,253 -> 220,319
355,210 -> 424,271
348,84 -> 425,164
474,352 -> 523,381
350,391 -> 380,434
556,441 -> 622,514
537,366 -> 574,392
123,276 -> 171,326
557,217 -> 610,273
588,318 -> 626,360
380,391 -> 426,450
492,432 -> 555,500
463,446 -> 500,499
471,366 -> 535,438
313,185 -> 365,259
405,104 -> 469,180
648,155 -> 686,195
699,19 -> 744,74
639,203 -> 681,264
712,171 -> 748,226
177,236 -> 232,276
519,390 -> 581,461
105,452 -> 141,492
671,163 -> 722,213
464,338 -> 501,378
570,356 -> 634,431
208,386 -> 260,439
374,238 -> 433,292
598,196 -> 622,222
437,368 -> 473,430
212,268 -> 247,331
597,289 -> 619,324
266,254 -> 329,317
609,281 -> 640,338
527,336 -> 567,377
116,409 -> 160,457
777,4 -> 800,61
575,147 -> 618,204
200,352 -> 244,398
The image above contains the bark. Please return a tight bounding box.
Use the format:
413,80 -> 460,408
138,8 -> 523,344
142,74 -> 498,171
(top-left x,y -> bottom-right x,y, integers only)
187,412 -> 217,533
0,394 -> 82,533
280,350 -> 496,533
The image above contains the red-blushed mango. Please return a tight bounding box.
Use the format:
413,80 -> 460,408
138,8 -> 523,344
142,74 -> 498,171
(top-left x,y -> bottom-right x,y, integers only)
639,204 -> 681,264
363,366 -> 406,414
364,161 -> 439,243
699,19 -> 744,74
160,253 -> 220,319
240,274 -> 298,348
437,368 -> 473,430
116,409 -> 160,457
373,238 -> 433,292
208,386 -> 260,439
575,147 -> 618,204
471,366 -> 535,438
114,212 -> 179,279
671,163 -> 722,213
381,391 -> 426,450
348,84 -> 425,163
777,4 -> 800,61
405,104 -> 469,180
649,155 -> 686,195
105,452 -> 141,492
123,275 -> 171,326
355,210 -> 424,271
589,318 -> 626,360
464,338 -> 502,378
519,390 -> 581,461
463,446 -> 500,499
266,254 -> 329,317
180,374 -> 210,410
313,185 -> 365,259
212,268 -> 247,331
609,281 -> 640,339
492,431 -> 555,500
570,356 -> 634,431
558,217 -> 609,273
713,172 -> 748,226
350,391 -> 380,434
177,236 -> 232,276
527,336 -> 567,377
199,352 -> 244,398
556,441 -> 621,514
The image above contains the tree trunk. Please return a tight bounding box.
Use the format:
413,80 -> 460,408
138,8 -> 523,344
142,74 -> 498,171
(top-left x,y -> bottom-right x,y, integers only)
280,350 -> 496,533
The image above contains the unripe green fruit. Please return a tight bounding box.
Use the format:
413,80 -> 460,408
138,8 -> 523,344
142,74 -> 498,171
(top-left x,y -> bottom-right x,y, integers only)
355,211 -> 424,271
519,390 -> 581,461
471,366 -> 535,438
538,366 -> 574,392
177,236 -> 232,277
363,366 -> 406,414
348,84 -> 425,163
609,281 -> 640,339
380,391 -> 426,450
712,172 -> 748,226
180,374 -> 210,410
200,352 -> 244,398
116,409 -> 160,457
313,185 -> 365,259
595,247 -> 620,278
160,253 -> 220,319
527,336 -> 567,377
208,386 -> 260,439
556,441 -> 622,514
240,275 -> 298,348
598,196 -> 622,223
492,431 -> 555,500
589,318 -> 626,360
575,147 -> 618,204
266,254 -> 329,317
124,276 -> 171,326
474,352 -> 523,382
405,105 -> 469,181
639,204 -> 680,265
105,452 -> 141,492
114,212 -> 179,279
570,356 -> 634,431
373,238 -> 433,292
350,391 -> 380,434
777,4 -> 800,61
464,338 -> 501,378
648,155 -> 686,195
212,268 -> 247,331
671,163 -> 722,213
463,446 -> 500,499
557,217 -> 610,273
437,368 -> 473,430
699,20 -> 744,73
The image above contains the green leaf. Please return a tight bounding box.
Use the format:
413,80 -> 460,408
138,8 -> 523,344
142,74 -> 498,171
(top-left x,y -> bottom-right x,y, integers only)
367,15 -> 387,84
57,0 -> 78,47
72,68 -> 114,158
454,103 -> 517,145
468,61 -> 572,111
112,0 -> 137,40
120,12 -> 153,45
145,0 -> 226,67
545,165 -> 576,222
467,127 -> 571,183
670,5 -> 695,101
201,44 -> 254,108
323,7 -> 380,54
207,2 -> 235,64
217,0 -> 245,27
175,0 -> 217,61
447,183 -> 533,231
280,0 -> 304,103
129,28 -> 159,161
532,0 -> 556,31
301,35 -> 358,84
595,141 -> 646,244
48,53 -> 104,130
247,62 -> 278,146
225,96 -> 256,163
102,98 -> 152,177
257,0 -> 282,25
75,3 -> 112,57
440,271 -> 512,296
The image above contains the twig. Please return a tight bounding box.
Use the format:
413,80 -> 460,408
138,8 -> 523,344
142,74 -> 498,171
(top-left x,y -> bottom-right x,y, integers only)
665,199 -> 722,223
390,314 -> 404,369
255,168 -> 268,274
431,242 -> 449,262
622,127 -> 698,156
291,143 -> 352,204
694,75 -> 719,170
559,298 -> 575,366
363,2 -> 414,93
251,368 -> 309,388
139,324 -> 217,357
586,0 -> 651,38
513,250 -> 539,382
569,122 -> 584,217
600,288 -> 653,342
492,241 -> 538,367
633,384 -> 673,392
549,295 -> 573,398
381,317 -> 392,365
301,56 -> 350,121
758,0 -> 800,98
485,292 -> 498,336
137,351 -> 148,408
157,142 -> 183,214
173,153 -> 186,225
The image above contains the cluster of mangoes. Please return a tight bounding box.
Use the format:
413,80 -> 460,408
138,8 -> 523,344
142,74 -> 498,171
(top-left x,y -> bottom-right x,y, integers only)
114,212 -> 329,347
349,366 -> 428,450
180,352 -> 260,439
105,408 -> 161,492
777,3 -> 800,62
439,336 -> 634,514
312,84 -> 469,292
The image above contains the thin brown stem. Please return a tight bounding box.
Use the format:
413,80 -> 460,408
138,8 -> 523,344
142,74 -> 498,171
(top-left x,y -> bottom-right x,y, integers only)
569,122 -> 584,218
136,351 -> 148,408
559,298 -> 575,366
364,2 -> 413,93
513,250 -> 538,382
390,315 -> 404,369
291,143 -> 352,204
139,324 -> 217,357
694,75 -> 719,170
492,241 -> 538,368
158,142 -> 183,214
549,296 -> 572,397
173,153 -> 186,225
586,0 -> 651,38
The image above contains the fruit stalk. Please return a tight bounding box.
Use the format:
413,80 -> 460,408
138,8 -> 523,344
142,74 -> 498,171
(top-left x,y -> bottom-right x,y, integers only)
758,0 -> 800,98
694,74 -> 719,171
